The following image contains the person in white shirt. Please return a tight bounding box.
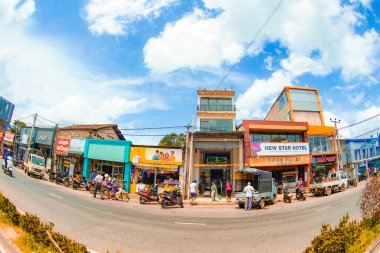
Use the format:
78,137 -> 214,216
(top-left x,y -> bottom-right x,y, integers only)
189,180 -> 198,205
243,182 -> 254,211
93,173 -> 104,200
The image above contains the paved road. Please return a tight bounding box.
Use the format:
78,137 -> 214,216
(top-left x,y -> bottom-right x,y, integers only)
0,167 -> 363,253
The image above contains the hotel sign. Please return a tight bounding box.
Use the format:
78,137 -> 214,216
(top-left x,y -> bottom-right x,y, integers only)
249,155 -> 310,167
250,142 -> 310,157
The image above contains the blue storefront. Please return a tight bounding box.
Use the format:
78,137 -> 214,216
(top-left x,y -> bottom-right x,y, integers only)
83,139 -> 132,191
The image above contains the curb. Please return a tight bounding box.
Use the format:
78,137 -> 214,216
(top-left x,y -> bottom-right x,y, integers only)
0,228 -> 22,253
366,234 -> 380,253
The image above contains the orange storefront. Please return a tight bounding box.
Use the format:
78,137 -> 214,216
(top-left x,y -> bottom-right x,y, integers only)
240,120 -> 312,190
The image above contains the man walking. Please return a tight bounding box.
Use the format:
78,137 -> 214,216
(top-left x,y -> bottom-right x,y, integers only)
93,172 -> 104,200
189,180 -> 198,205
243,182 -> 254,211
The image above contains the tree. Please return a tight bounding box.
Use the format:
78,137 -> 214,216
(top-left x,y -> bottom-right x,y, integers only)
360,176 -> 380,225
11,120 -> 26,135
158,133 -> 186,147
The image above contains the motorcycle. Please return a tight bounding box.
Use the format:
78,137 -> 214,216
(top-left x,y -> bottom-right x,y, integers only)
2,158 -> 13,177
160,188 -> 183,208
296,186 -> 306,201
48,170 -> 57,182
73,176 -> 90,190
138,185 -> 160,204
348,177 -> 357,187
283,188 -> 292,203
55,172 -> 70,187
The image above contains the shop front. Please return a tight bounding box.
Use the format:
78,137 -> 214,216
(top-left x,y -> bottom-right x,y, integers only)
129,146 -> 183,194
83,139 -> 132,191
16,128 -> 33,161
3,132 -> 15,154
311,154 -> 337,182
34,128 -> 55,164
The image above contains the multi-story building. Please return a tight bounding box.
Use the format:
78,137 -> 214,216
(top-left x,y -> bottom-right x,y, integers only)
264,86 -> 338,183
184,89 -> 243,197
239,120 -> 311,190
342,136 -> 379,180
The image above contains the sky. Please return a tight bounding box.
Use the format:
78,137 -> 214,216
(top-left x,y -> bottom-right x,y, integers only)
1,0 -> 380,144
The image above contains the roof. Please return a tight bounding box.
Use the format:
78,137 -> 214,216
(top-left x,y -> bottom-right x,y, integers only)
61,124 -> 125,140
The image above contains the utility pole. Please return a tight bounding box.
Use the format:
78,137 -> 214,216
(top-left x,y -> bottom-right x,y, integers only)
182,124 -> 190,199
26,113 -> 37,161
51,123 -> 59,172
330,118 -> 342,171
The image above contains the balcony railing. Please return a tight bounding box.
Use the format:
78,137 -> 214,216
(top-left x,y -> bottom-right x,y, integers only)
197,105 -> 236,111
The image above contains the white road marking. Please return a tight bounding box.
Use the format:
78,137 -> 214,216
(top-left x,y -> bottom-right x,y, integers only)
315,206 -> 330,212
49,193 -> 63,200
174,222 -> 206,226
88,249 -> 99,253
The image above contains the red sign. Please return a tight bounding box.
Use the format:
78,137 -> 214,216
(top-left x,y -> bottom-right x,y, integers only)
56,138 -> 70,155
315,155 -> 336,164
4,132 -> 14,143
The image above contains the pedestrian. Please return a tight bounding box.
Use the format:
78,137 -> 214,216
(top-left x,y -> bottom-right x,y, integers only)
93,172 -> 104,200
211,181 -> 217,201
189,180 -> 198,205
243,182 -> 254,211
364,169 -> 369,181
225,180 -> 232,202
91,170 -> 97,181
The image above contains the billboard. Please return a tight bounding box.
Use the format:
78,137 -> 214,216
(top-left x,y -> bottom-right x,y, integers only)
56,138 -> 70,155
68,137 -> 86,154
130,146 -> 182,166
0,97 -> 15,123
250,142 -> 310,157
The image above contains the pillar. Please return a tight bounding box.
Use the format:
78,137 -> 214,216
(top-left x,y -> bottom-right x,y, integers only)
83,158 -> 91,180
124,162 -> 131,192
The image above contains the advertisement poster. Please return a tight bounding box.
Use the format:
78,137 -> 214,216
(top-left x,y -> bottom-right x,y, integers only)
130,147 -> 182,165
56,138 -> 71,155
250,142 -> 310,157
3,132 -> 14,143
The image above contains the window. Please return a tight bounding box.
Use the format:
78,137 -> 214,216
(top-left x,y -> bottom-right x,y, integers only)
290,89 -> 320,111
199,98 -> 234,111
355,150 -> 360,161
200,119 -> 233,132
309,135 -> 334,153
250,133 -> 303,142
278,92 -> 287,110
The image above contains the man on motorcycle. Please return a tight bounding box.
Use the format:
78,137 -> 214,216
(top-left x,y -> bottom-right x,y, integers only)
296,178 -> 305,195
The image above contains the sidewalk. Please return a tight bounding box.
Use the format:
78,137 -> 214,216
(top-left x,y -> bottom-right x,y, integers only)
0,227 -> 22,253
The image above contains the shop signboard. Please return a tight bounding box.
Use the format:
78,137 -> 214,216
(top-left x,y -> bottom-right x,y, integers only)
69,137 -> 86,154
130,146 -> 182,166
3,132 -> 14,143
249,155 -> 310,167
314,155 -> 336,164
206,156 -> 227,164
0,132 -> 2,142
35,129 -> 54,146
0,97 -> 15,123
250,142 -> 309,157
56,138 -> 70,155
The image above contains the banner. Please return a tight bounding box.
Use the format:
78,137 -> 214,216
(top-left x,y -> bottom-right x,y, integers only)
130,146 -> 182,166
250,142 -> 310,156
56,138 -> 70,155
3,132 -> 14,143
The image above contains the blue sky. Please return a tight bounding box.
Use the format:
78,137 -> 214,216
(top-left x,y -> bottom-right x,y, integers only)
1,0 -> 380,144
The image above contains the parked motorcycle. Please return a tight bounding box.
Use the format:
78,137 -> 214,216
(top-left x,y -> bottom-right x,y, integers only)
73,176 -> 90,190
283,188 -> 292,203
160,188 -> 183,208
296,186 -> 306,201
348,177 -> 358,187
55,172 -> 70,187
138,185 -> 160,204
48,170 -> 57,182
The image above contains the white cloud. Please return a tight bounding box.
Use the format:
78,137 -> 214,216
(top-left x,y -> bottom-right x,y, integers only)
236,70 -> 292,120
264,56 -> 274,71
144,0 -> 380,82
323,111 -> 351,138
0,5 -> 164,125
84,0 -> 176,35
348,91 -> 365,105
0,0 -> 35,24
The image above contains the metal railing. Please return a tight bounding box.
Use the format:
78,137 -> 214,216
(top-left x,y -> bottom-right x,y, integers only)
197,105 -> 236,111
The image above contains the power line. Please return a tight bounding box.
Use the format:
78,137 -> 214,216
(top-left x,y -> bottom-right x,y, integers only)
354,126 -> 380,139
38,115 -> 67,127
212,0 -> 285,91
339,113 -> 380,130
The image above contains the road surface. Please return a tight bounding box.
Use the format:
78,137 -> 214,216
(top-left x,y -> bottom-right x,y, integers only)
0,167 -> 363,253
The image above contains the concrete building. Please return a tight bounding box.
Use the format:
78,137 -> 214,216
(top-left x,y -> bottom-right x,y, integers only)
184,89 -> 243,197
264,86 -> 338,182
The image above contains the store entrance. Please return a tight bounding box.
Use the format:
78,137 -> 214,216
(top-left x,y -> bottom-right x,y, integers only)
94,162 -> 124,185
200,168 -> 231,196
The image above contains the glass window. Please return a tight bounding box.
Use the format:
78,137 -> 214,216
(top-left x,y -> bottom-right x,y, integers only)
200,119 -> 233,132
321,137 -> 327,152
253,134 -> 263,142
314,137 -> 321,153
271,134 -> 281,142
199,98 -> 233,111
262,134 -> 271,142
290,89 -> 319,111
278,92 -> 287,110
288,135 -> 296,142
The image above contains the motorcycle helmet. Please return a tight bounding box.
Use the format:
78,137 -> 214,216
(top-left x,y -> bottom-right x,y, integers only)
192,180 -> 197,183
105,174 -> 109,178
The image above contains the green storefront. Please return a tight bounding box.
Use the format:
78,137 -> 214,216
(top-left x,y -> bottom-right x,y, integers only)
83,139 -> 132,191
